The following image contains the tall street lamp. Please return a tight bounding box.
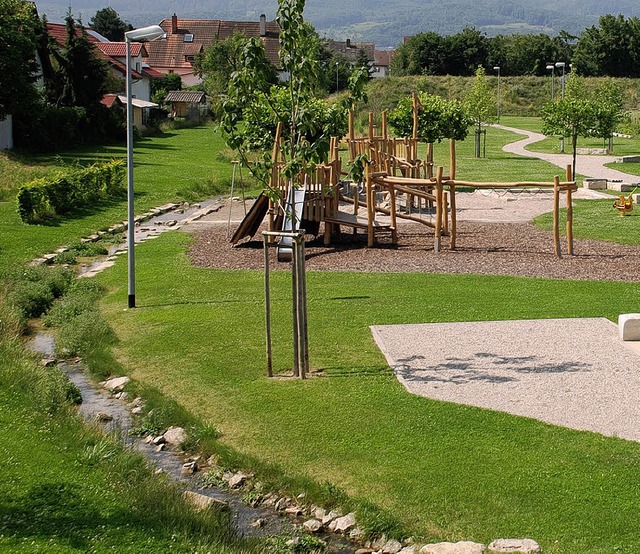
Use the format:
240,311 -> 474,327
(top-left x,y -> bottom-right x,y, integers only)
336,62 -> 339,93
555,62 -> 566,152
493,66 -> 500,123
125,25 -> 166,309
546,64 -> 555,101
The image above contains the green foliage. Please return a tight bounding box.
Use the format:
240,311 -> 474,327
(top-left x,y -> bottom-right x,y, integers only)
573,15 -> 640,77
541,75 -> 626,175
43,278 -> 105,328
17,159 -> 125,223
0,0 -> 41,121
5,265 -> 74,323
464,66 -> 495,128
220,0 -> 366,190
150,72 -> 182,105
89,7 -> 132,42
48,12 -> 110,111
388,92 -> 471,143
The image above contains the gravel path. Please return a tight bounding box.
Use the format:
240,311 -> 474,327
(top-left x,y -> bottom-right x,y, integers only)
495,124 -> 640,182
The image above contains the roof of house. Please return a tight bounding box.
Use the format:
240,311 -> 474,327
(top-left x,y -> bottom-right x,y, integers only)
143,14 -> 281,72
374,50 -> 395,67
101,94 -> 122,108
117,95 -> 159,109
164,90 -> 206,103
325,39 -> 375,63
47,23 -> 153,81
95,42 -> 148,58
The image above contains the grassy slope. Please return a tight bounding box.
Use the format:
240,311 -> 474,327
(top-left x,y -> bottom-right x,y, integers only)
0,319 -> 246,553
0,126 -> 235,267
4,121 -> 640,552
97,231 -> 640,554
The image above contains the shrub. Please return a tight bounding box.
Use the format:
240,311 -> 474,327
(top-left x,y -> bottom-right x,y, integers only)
43,279 -> 105,328
17,160 -> 126,223
6,265 -> 74,323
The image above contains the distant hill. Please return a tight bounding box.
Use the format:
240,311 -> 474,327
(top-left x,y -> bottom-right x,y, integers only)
35,0 -> 640,47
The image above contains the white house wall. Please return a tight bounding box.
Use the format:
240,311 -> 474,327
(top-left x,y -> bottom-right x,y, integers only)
0,116 -> 13,150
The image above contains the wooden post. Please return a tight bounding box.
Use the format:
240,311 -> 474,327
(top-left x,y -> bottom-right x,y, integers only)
449,179 -> 457,249
435,166 -> 443,252
293,235 -> 308,379
263,235 -> 273,378
565,164 -> 574,256
368,112 -> 374,140
553,176 -> 561,258
291,239 -> 300,376
348,110 -> 356,161
412,92 -> 419,162
426,143 -> 434,180
367,163 -> 375,247
389,183 -> 398,245
443,191 -> 449,235
450,139 -> 456,180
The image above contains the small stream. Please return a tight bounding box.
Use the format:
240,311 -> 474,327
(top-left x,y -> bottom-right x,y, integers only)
28,199 -> 356,552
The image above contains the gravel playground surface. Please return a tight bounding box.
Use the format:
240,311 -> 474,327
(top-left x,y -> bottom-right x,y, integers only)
185,192 -> 640,440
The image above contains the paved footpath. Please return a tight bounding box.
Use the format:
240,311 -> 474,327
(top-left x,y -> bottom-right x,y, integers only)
495,124 -> 640,183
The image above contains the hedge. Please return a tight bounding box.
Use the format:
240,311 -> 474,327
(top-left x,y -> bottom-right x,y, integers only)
17,159 -> 126,224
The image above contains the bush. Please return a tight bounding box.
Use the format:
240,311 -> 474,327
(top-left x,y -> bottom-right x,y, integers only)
6,265 -> 74,323
43,279 -> 105,328
17,160 -> 126,223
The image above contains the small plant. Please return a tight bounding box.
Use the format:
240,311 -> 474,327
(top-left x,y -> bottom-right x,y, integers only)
265,534 -> 327,553
81,439 -> 116,466
43,279 -> 105,328
55,310 -> 115,358
53,250 -> 78,265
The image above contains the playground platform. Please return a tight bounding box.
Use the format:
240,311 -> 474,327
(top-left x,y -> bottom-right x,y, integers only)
371,318 -> 640,442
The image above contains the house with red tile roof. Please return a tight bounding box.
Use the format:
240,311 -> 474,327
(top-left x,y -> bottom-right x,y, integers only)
46,22 -> 157,101
373,50 -> 395,78
143,14 -> 281,87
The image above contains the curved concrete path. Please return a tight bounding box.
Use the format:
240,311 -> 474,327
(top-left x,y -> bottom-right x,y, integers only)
495,124 -> 640,183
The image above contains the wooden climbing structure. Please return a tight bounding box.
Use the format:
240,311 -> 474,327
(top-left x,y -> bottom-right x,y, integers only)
231,94 -> 578,258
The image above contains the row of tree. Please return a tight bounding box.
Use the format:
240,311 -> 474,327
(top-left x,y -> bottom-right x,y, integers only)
393,14 -> 640,78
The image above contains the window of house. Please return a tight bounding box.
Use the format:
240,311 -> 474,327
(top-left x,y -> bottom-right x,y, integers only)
186,55 -> 195,62
184,34 -> 194,42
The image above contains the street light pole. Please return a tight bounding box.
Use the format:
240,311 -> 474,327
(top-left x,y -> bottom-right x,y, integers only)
555,61 -> 566,153
336,62 -> 339,93
493,66 -> 500,123
546,64 -> 555,101
124,25 -> 165,309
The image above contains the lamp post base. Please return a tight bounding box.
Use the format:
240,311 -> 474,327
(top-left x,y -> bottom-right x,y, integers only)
128,294 -> 136,309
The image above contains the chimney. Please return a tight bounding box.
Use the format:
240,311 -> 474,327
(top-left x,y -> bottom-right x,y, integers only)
260,14 -> 266,37
171,13 -> 178,34
346,38 -> 351,48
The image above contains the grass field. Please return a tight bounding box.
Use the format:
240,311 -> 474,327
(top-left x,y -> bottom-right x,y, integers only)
4,119 -> 640,552
95,231 -> 640,553
0,126 -> 236,267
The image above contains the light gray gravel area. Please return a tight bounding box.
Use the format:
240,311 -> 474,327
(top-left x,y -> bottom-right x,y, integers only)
371,318 -> 640,442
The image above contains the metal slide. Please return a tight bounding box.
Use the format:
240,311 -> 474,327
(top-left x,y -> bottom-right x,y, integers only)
277,185 -> 306,261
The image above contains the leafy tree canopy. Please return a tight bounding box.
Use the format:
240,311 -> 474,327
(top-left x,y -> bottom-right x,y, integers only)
388,93 -> 471,144
0,0 -> 41,120
89,7 -> 132,42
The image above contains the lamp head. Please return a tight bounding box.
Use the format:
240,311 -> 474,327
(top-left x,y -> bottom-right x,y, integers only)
125,25 -> 166,43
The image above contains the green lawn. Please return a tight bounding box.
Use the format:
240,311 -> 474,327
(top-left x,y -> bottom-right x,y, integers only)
95,231 -> 640,554
0,125 -> 236,267
5,121 -> 640,553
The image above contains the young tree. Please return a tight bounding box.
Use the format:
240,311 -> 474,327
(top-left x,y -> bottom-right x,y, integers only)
541,75 -> 599,178
0,0 -> 41,121
220,0 -> 366,188
388,92 -> 470,144
89,7 -> 132,42
464,66 -> 495,157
